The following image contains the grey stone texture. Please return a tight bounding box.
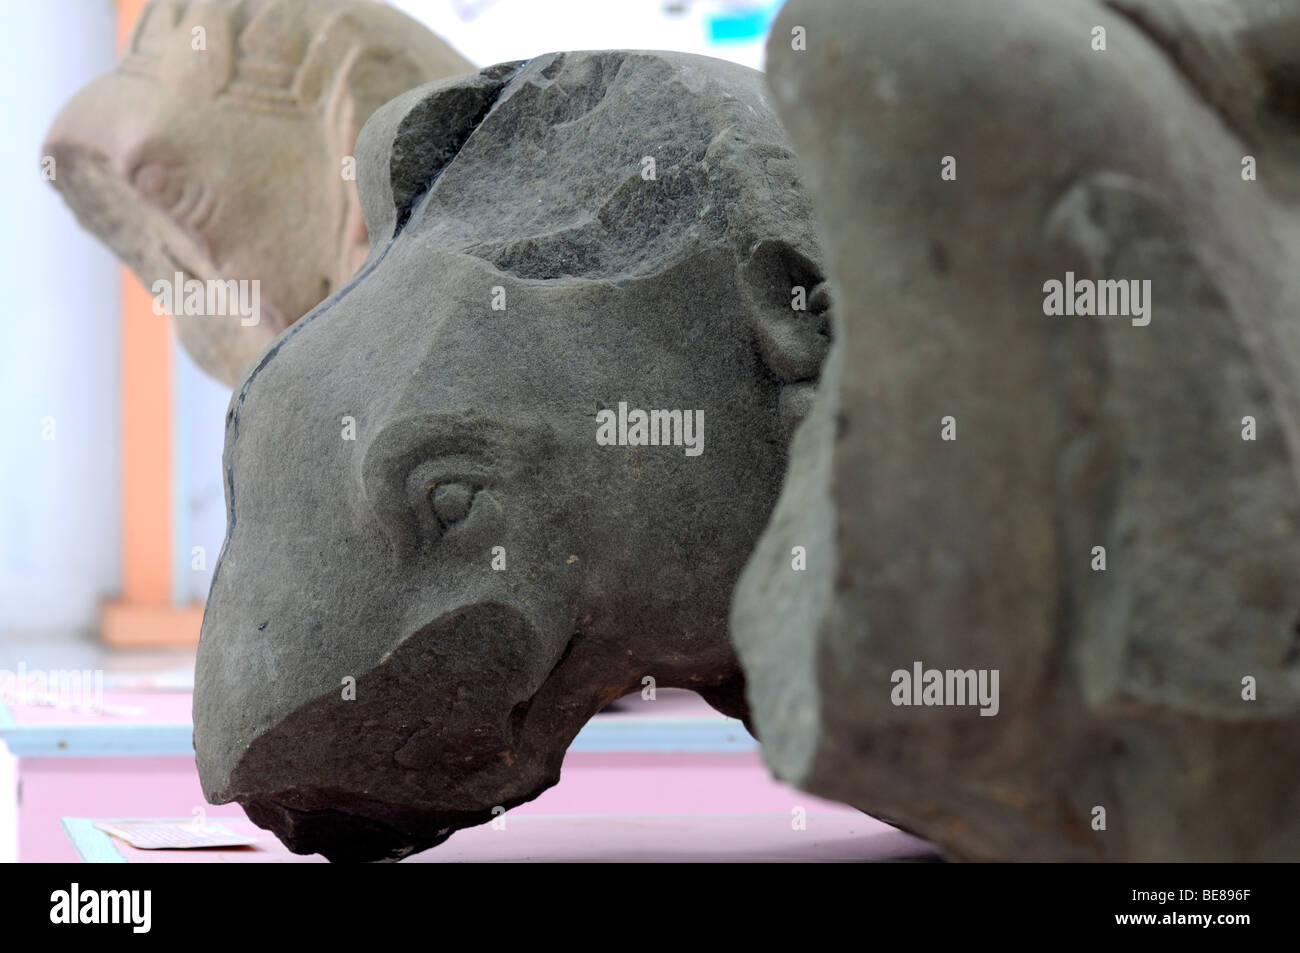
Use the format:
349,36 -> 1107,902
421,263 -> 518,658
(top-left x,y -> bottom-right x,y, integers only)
193,50 -> 828,861
734,0 -> 1300,860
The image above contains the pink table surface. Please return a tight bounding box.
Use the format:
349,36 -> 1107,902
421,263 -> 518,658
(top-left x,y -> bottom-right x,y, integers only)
8,689 -> 936,861
1,691 -> 192,725
65,751 -> 931,862
78,812 -> 926,863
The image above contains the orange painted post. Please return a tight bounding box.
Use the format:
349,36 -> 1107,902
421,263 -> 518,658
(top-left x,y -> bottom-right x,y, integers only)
115,0 -> 147,50
99,0 -> 203,646
120,266 -> 170,605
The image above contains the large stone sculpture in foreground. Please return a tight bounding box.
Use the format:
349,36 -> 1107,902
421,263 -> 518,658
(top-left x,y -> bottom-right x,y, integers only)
194,51 -> 828,861
734,0 -> 1300,860
43,0 -> 473,385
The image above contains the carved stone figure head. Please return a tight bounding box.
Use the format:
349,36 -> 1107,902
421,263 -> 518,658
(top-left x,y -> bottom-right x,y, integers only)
193,51 -> 828,860
43,0 -> 473,384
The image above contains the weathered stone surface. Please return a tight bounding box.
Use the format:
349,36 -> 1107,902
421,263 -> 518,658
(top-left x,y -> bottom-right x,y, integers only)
194,50 -> 828,861
734,0 -> 1300,860
43,0 -> 473,385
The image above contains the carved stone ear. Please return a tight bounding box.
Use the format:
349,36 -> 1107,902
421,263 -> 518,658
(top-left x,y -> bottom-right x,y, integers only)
740,239 -> 831,440
354,63 -> 525,254
741,238 -> 831,384
325,48 -> 438,282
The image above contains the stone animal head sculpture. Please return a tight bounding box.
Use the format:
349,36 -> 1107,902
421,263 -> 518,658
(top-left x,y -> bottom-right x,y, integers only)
194,50 -> 829,861
735,0 -> 1300,861
43,0 -> 473,385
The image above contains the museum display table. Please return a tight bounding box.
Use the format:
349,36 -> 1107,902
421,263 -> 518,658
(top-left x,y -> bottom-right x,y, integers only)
60,752 -> 926,862
0,690 -> 196,862
1,689 -> 921,862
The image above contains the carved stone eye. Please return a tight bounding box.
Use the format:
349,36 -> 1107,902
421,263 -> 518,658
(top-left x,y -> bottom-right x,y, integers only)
133,161 -> 183,208
427,482 -> 476,527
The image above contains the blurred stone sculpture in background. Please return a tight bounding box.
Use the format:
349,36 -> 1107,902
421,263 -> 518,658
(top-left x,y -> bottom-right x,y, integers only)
734,0 -> 1300,861
44,0 -> 474,385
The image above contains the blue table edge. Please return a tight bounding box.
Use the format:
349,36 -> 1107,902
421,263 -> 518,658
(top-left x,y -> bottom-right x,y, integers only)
2,701 -> 756,757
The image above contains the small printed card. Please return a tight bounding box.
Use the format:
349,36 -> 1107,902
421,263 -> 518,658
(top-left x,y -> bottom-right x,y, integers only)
94,820 -> 260,850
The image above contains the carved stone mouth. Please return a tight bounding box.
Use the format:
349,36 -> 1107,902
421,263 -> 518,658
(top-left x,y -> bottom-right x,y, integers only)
237,789 -> 480,863
235,626 -> 592,862
201,603 -> 578,860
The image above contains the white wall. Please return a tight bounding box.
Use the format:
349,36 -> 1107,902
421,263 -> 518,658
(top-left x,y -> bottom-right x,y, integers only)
171,336 -> 228,607
390,0 -> 776,70
0,1 -> 120,636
